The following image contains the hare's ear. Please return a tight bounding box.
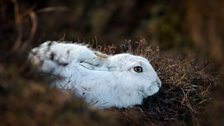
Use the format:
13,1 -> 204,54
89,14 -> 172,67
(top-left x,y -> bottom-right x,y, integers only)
80,58 -> 104,66
107,65 -> 118,71
79,59 -> 108,71
80,62 -> 95,70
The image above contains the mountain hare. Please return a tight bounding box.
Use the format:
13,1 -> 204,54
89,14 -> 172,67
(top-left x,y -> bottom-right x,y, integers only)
29,41 -> 162,108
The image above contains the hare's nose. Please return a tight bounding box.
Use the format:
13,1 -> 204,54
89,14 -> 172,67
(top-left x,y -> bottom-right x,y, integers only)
156,78 -> 162,88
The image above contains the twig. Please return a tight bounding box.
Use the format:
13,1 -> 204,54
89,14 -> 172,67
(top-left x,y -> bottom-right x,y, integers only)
21,10 -> 38,51
11,0 -> 23,53
36,6 -> 68,13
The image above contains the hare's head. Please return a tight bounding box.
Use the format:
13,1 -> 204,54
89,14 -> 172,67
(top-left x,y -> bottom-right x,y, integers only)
108,54 -> 161,97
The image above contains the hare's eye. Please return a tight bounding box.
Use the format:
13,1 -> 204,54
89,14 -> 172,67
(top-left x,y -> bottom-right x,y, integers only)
133,66 -> 143,73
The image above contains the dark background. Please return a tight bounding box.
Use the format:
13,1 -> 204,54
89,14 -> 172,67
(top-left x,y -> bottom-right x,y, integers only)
0,0 -> 224,125
1,0 -> 224,62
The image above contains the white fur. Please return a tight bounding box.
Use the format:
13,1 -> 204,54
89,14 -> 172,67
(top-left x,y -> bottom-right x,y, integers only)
29,41 -> 162,108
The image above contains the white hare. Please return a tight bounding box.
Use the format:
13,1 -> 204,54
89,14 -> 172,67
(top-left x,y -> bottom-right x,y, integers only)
29,41 -> 162,108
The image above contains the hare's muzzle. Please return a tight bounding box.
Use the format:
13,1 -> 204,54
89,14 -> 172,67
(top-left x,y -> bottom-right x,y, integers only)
144,79 -> 161,96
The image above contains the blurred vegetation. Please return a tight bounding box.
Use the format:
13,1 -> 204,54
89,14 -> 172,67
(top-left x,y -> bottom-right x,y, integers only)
0,0 -> 224,126
0,65 -> 122,126
0,0 -> 191,51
